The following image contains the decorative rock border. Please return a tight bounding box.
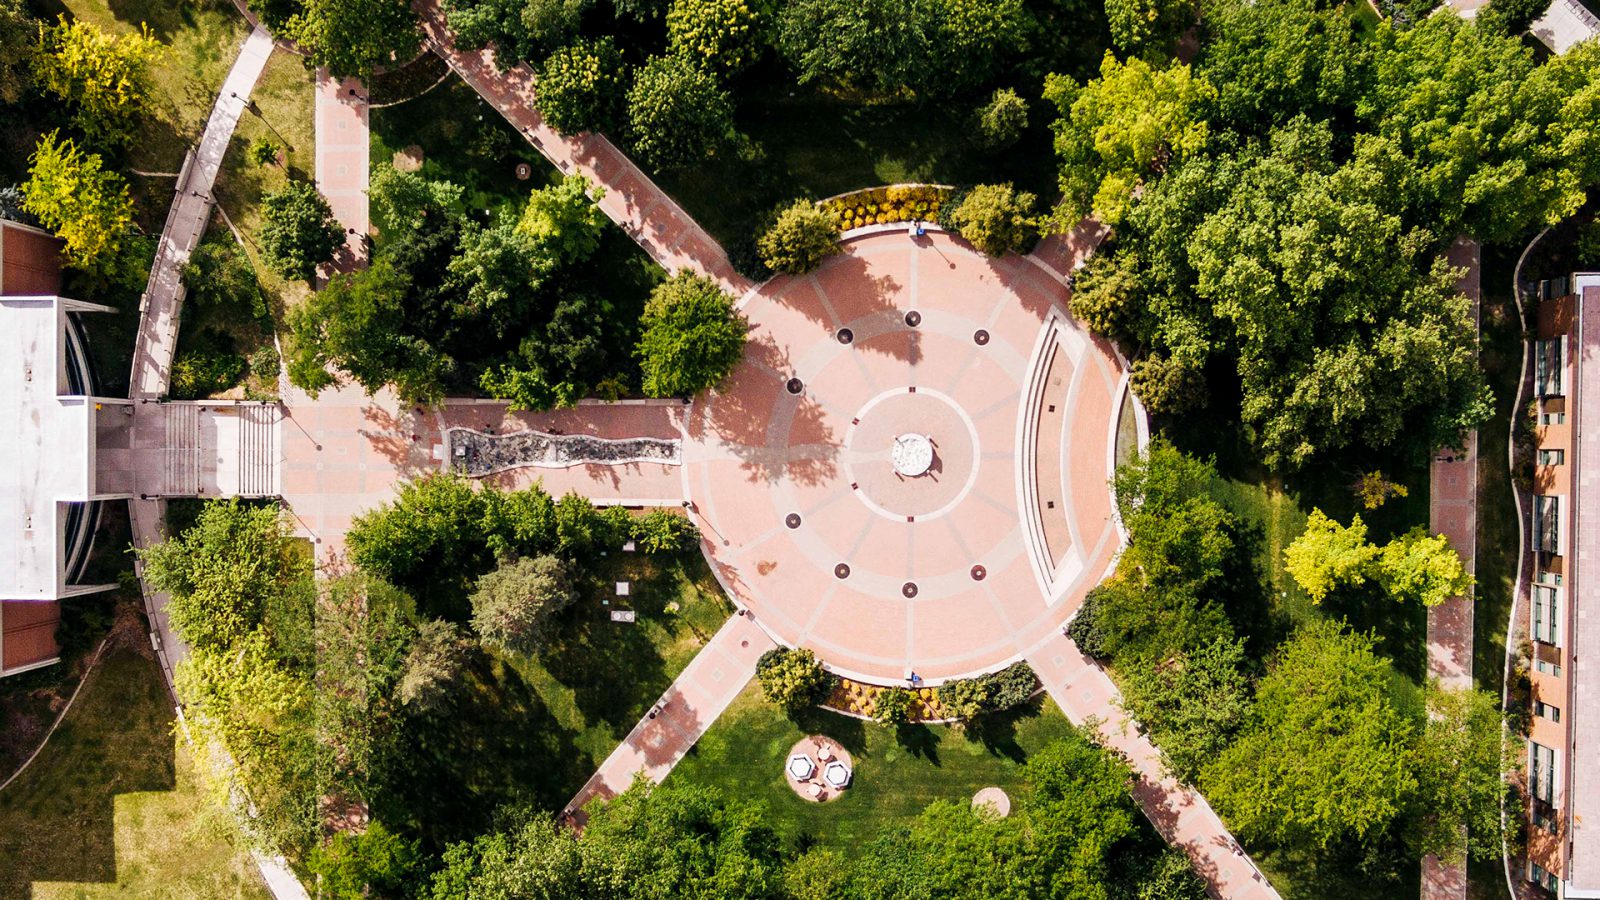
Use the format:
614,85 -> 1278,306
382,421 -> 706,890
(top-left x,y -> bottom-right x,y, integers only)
447,427 -> 681,476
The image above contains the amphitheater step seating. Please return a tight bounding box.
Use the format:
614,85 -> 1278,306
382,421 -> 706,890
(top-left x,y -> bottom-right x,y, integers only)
162,402 -> 200,496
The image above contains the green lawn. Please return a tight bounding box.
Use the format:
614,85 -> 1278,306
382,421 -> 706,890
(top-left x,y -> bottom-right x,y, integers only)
211,47 -> 319,315
1472,245 -> 1524,699
378,548 -> 732,850
0,639 -> 267,898
46,0 -> 250,180
666,686 -> 1077,850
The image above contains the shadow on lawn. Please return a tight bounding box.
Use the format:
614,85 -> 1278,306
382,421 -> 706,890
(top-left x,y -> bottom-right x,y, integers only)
0,641 -> 176,898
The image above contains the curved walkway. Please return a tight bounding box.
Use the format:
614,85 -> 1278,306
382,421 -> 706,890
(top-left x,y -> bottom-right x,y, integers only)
122,24 -> 308,900
413,0 -> 752,298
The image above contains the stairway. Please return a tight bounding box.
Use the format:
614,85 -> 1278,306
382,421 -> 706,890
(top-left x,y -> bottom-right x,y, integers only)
237,403 -> 280,497
162,402 -> 200,496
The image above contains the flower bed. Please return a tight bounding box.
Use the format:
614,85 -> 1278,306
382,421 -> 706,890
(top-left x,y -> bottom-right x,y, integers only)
827,678 -> 950,722
818,184 -> 954,231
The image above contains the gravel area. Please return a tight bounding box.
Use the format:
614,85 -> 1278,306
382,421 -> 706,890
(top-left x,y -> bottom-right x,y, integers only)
448,427 -> 681,476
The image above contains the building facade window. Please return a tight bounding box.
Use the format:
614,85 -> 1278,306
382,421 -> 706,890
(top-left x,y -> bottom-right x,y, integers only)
1537,570 -> 1563,586
1540,410 -> 1566,426
1538,448 -> 1565,466
1536,658 -> 1563,678
1536,338 -> 1566,397
1533,809 -> 1556,833
1533,585 -> 1560,645
1529,861 -> 1559,892
1530,742 -> 1557,805
1535,495 -> 1561,555
1535,700 -> 1561,723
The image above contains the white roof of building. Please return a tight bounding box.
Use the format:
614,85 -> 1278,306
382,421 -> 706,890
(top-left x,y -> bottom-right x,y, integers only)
0,296 -> 107,600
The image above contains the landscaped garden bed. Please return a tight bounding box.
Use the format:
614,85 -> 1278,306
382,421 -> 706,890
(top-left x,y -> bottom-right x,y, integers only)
817,184 -> 953,231
447,427 -> 681,475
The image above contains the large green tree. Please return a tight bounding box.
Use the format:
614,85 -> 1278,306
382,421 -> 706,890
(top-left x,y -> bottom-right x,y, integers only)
666,0 -> 760,78
1045,53 -> 1214,227
625,54 -> 737,171
535,36 -> 628,135
1119,636 -> 1251,783
139,500 -> 311,652
260,179 -> 345,280
0,0 -> 37,106
285,258 -> 454,403
1410,685 -> 1520,864
635,271 -> 747,397
1196,0 -> 1372,134
285,0 -> 421,79
1284,509 -> 1381,604
469,555 -> 578,655
1202,619 -> 1417,850
22,131 -> 135,273
32,16 -> 164,147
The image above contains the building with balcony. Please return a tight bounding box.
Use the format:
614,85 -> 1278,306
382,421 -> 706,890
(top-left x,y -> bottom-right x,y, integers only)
0,219 -> 122,678
1527,270 -> 1600,897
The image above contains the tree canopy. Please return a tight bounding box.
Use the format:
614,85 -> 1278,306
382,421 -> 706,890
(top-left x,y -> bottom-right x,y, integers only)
625,53 -> 737,171
635,271 -> 747,397
282,0 -> 421,79
260,179 -> 345,280
32,16 -> 164,147
535,37 -> 629,135
22,131 -> 135,273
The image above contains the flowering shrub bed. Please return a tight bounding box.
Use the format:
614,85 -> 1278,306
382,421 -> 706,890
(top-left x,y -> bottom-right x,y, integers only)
824,662 -> 1040,722
819,184 -> 953,231
828,678 -> 949,721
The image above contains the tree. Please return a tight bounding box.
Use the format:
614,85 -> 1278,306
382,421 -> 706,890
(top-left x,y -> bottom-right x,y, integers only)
307,822 -> 423,899
249,136 -> 281,167
396,619 -> 473,713
286,258 -> 454,403
32,16 -> 164,147
447,215 -> 554,338
21,131 -> 134,273
631,509 -> 700,553
774,0 -> 1030,97
1045,53 -> 1214,226
976,87 -> 1028,150
139,500 -> 310,652
1202,619 -> 1417,849
182,239 -> 264,315
626,54 -> 737,171
874,686 -> 912,724
946,183 -> 1038,256
1359,16 -> 1600,241
1196,0 -> 1372,134
369,166 -> 462,241
347,474 -> 492,596
284,0 -> 420,79
1377,526 -> 1473,607
755,647 -> 831,712
757,200 -> 839,274
666,0 -> 760,78
444,0 -> 588,63
1284,509 -> 1381,604
937,677 -> 992,721
636,271 -> 747,397
785,848 -> 853,900
1106,0 -> 1196,56
517,174 -> 608,264
260,179 -> 345,280
1411,685 -> 1520,864
1119,636 -> 1251,783
470,555 -> 578,655
536,37 -> 628,135
581,782 -> 786,897
0,0 -> 36,106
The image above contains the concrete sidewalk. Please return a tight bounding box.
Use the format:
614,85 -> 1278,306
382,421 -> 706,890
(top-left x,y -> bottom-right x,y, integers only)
1028,632 -> 1282,900
314,69 -> 370,276
414,0 -> 751,299
130,27 -> 275,399
566,612 -> 774,822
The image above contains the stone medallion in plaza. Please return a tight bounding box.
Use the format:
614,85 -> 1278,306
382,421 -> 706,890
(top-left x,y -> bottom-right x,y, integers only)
683,229 -> 1142,683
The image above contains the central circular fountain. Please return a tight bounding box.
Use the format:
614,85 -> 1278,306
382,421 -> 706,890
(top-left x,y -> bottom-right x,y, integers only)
891,433 -> 934,477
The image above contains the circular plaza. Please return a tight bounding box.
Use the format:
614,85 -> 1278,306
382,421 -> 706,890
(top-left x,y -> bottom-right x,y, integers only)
682,229 -> 1140,683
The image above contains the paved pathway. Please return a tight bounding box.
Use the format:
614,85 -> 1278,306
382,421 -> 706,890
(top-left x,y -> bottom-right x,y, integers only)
314,69 -> 370,276
278,381 -> 690,559
129,27 -> 275,400
120,24 -> 310,900
1027,631 -> 1281,900
566,612 -> 775,820
413,0 -> 751,298
1421,237 -> 1481,900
